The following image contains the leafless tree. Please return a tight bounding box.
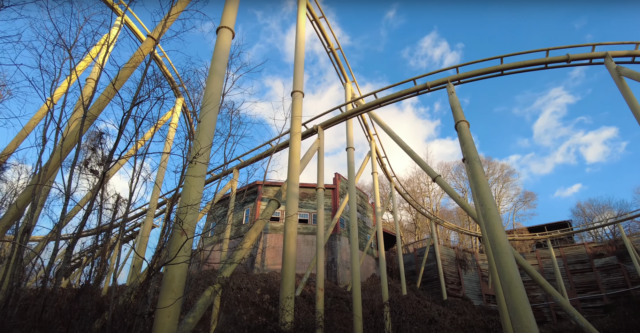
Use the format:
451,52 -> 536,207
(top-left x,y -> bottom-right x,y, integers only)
570,196 -> 637,243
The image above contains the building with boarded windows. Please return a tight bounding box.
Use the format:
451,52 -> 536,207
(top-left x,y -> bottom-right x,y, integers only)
200,173 -> 394,286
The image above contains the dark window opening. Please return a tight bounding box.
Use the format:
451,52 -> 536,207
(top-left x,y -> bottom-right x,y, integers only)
270,210 -> 281,222
298,212 -> 309,224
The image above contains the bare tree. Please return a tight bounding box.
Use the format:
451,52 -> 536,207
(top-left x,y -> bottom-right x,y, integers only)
570,196 -> 636,243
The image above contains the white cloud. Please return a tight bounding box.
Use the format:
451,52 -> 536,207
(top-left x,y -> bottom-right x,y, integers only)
554,183 -> 583,198
378,4 -> 403,50
402,29 -> 463,70
249,5 -> 460,185
573,17 -> 587,30
507,74 -> 627,178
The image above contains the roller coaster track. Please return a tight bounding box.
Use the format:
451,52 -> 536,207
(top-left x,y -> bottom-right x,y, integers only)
85,1 -> 640,244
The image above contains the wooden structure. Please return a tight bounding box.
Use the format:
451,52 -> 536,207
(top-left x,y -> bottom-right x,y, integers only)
200,173 -> 395,286
404,236 -> 640,324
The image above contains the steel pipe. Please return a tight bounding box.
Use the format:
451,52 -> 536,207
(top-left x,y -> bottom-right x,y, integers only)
447,82 -> 537,332
315,126 -> 325,333
0,21 -> 120,166
210,169 -> 239,333
345,80 -> 364,333
0,0 -> 190,238
128,97 -> 183,285
618,224 -> 640,280
371,140 -> 391,333
295,151 -> 371,295
512,249 -> 598,333
617,65 -> 640,83
604,53 -> 640,127
430,219 -> 447,301
546,239 -> 569,300
176,136 -> 318,333
390,180 -> 407,295
279,0 -> 307,328
152,1 -> 236,331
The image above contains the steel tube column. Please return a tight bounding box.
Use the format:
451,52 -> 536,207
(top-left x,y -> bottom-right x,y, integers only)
345,81 -> 364,333
512,250 -> 598,333
430,219 -> 447,300
468,189 -> 513,333
0,0 -> 190,238
23,108 -> 174,267
177,140 -> 318,333
295,151 -> 371,295
102,239 -> 121,296
604,53 -> 640,127
617,65 -> 640,83
280,0 -> 307,329
416,239 -> 432,289
546,239 -> 569,300
371,140 -> 391,333
152,1 -> 237,332
315,126 -> 325,333
348,192 -> 392,292
9,17 -> 123,251
617,224 -> 640,279
220,169 -> 240,262
446,82 -> 538,332
128,98 -> 183,285
0,24 -> 117,166
371,110 -> 513,331
390,180 -> 407,295
210,169 -> 239,333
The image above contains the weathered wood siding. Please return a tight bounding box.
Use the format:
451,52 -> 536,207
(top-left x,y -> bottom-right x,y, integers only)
403,238 -> 640,324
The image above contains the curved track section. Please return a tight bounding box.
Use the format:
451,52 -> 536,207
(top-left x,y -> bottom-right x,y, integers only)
101,0 -> 640,244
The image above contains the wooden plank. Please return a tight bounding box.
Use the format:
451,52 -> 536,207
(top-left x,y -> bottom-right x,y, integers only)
584,243 -> 609,304
536,249 -> 557,323
474,252 -> 487,305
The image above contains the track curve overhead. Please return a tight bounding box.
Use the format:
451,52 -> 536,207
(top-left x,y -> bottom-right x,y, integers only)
99,3 -> 640,245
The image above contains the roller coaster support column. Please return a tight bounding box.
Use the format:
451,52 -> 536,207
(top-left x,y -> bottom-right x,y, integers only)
280,0 -> 307,329
315,126 -> 325,333
152,0 -> 237,331
617,65 -> 640,83
371,140 -> 392,333
390,180 -> 407,295
176,139 -> 319,333
347,191 -> 392,292
546,239 -> 568,300
220,169 -> 240,262
604,53 -> 640,127
468,190 -> 513,333
0,20 -> 120,167
128,97 -> 183,285
0,0 -> 190,238
295,152 -> 371,295
370,110 -> 584,332
345,81 -> 364,333
416,239 -> 432,289
430,219 -> 447,300
23,107 -> 175,266
210,168 -> 239,333
512,250 -> 597,333
446,82 -> 538,332
617,223 -> 640,279
371,109 -> 514,330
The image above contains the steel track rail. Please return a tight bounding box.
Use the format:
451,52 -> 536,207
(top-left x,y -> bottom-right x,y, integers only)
119,48 -> 640,242
97,1 -> 640,243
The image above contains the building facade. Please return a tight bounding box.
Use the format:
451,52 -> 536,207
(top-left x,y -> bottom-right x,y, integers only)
200,173 -> 384,286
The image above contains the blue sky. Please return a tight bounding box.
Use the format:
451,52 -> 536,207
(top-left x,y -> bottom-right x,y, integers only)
175,0 -> 640,226
2,0 -> 639,232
